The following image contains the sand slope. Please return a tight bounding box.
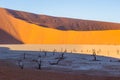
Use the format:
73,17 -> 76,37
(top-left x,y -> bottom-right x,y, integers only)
0,30 -> 22,44
7,8 -> 120,31
0,8 -> 120,44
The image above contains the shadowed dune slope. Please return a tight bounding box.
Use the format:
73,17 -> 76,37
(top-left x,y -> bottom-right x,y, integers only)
0,7 -> 120,44
6,8 -> 120,31
0,30 -> 23,44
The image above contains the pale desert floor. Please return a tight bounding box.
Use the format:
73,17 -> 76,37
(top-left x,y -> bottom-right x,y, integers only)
0,44 -> 120,58
0,44 -> 120,80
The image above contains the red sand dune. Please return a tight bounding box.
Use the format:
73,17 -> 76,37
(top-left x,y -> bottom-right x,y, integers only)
0,7 -> 120,44
6,8 -> 120,31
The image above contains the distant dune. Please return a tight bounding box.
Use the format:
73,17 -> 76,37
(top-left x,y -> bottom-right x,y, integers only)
0,7 -> 120,44
6,8 -> 120,31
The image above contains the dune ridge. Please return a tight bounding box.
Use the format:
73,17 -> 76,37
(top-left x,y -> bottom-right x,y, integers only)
6,8 -> 120,31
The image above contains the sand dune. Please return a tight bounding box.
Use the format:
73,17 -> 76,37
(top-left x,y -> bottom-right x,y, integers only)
0,7 -> 120,44
0,30 -> 22,44
7,8 -> 120,31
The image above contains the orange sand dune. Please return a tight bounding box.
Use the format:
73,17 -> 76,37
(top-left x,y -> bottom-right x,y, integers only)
0,8 -> 120,44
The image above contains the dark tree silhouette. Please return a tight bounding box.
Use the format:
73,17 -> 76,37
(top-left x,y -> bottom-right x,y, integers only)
49,58 -> 62,65
53,49 -> 56,55
44,51 -> 47,56
37,58 -> 42,70
38,53 -> 41,58
92,49 -> 97,61
18,60 -> 24,69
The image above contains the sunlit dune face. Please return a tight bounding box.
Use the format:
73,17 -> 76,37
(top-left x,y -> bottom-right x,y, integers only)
6,14 -> 120,44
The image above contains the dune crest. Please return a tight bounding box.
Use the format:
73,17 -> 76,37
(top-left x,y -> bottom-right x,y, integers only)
6,8 -> 120,31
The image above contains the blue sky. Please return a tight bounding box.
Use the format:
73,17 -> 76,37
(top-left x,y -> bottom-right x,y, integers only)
0,0 -> 120,23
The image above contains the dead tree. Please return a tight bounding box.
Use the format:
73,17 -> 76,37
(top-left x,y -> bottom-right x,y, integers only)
73,49 -> 77,52
38,53 -> 41,58
53,49 -> 56,55
56,53 -> 65,60
18,60 -> 24,69
64,49 -> 67,53
62,49 -> 67,58
117,50 -> 120,62
92,49 -> 97,61
49,58 -> 62,65
37,58 -> 42,70
61,53 -> 65,59
59,49 -> 66,59
43,50 -> 47,56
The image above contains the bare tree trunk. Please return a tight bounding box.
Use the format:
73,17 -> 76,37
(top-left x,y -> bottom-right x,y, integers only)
53,49 -> 56,55
38,61 -> 42,70
92,49 -> 97,61
37,58 -> 42,70
44,51 -> 47,56
18,60 -> 24,69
